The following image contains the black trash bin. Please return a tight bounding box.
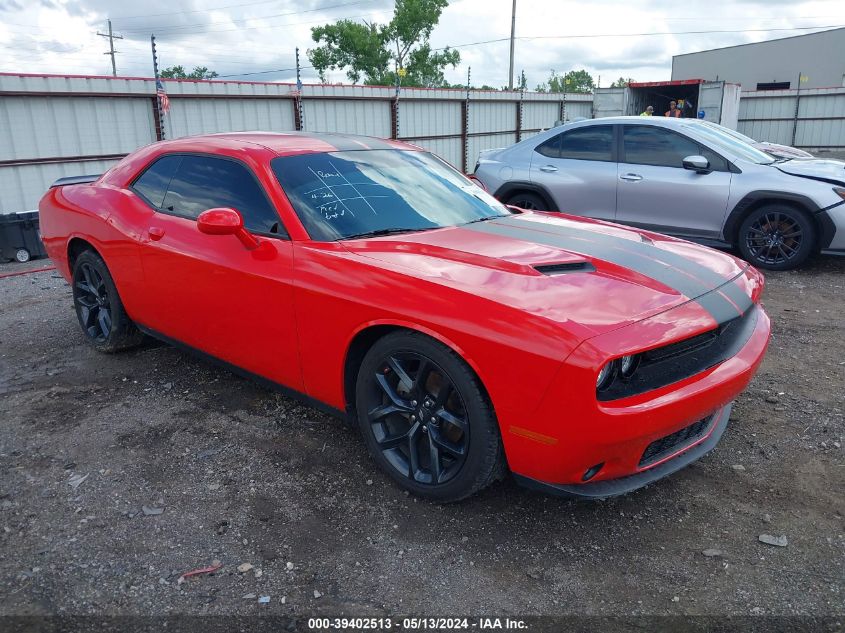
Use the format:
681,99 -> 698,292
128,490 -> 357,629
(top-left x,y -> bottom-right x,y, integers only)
0,212 -> 48,263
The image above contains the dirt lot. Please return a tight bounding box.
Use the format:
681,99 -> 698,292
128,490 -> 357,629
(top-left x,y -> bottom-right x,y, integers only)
0,253 -> 843,626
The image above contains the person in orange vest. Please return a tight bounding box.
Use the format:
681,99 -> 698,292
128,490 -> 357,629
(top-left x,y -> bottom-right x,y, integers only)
665,100 -> 682,118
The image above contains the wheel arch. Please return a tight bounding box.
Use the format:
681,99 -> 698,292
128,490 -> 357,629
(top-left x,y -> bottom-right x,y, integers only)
342,320 -> 490,421
724,191 -> 834,250
67,236 -> 102,271
493,181 -> 559,211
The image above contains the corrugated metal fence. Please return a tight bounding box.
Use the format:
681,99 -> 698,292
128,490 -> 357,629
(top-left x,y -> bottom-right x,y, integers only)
2,73 -> 843,215
737,86 -> 845,151
0,73 -> 592,214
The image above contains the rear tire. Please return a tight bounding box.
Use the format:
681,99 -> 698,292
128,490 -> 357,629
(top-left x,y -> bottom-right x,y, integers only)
355,331 -> 505,502
737,204 -> 815,271
71,250 -> 144,353
505,191 -> 549,211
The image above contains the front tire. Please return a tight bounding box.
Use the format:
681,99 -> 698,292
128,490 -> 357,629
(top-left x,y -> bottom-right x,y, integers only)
505,191 -> 549,211
355,331 -> 505,502
71,250 -> 144,353
15,248 -> 30,263
737,204 -> 815,270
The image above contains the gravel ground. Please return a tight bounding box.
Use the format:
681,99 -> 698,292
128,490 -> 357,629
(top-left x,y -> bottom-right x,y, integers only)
0,253 -> 843,626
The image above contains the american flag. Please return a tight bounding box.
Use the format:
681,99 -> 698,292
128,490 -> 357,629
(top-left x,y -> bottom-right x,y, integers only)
156,79 -> 170,116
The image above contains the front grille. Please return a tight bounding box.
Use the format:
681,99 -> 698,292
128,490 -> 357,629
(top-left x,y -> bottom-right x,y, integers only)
598,304 -> 759,402
639,415 -> 714,468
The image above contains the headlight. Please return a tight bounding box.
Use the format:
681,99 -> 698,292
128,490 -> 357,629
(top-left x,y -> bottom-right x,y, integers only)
834,187 -> 845,200
619,354 -> 639,378
596,360 -> 617,391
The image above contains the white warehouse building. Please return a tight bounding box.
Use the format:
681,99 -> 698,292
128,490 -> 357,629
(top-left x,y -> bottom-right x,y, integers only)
671,27 -> 845,91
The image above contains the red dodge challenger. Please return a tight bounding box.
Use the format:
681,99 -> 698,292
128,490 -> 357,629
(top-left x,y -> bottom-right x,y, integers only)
39,132 -> 770,502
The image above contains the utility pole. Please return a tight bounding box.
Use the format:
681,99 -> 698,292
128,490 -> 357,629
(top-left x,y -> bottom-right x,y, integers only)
97,19 -> 123,77
508,0 -> 516,90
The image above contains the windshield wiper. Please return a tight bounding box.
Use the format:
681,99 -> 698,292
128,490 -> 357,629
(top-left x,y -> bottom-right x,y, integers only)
339,227 -> 430,241
461,214 -> 511,226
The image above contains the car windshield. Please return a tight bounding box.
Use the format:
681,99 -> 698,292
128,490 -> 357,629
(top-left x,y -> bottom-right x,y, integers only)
685,122 -> 776,165
699,120 -> 758,145
271,149 -> 510,241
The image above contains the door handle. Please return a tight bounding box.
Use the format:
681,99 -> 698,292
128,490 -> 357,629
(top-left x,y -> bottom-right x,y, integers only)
539,165 -> 558,173
148,226 -> 165,241
620,173 -> 643,182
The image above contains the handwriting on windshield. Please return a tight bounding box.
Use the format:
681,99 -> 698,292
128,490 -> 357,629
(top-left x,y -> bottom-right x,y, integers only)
318,202 -> 346,220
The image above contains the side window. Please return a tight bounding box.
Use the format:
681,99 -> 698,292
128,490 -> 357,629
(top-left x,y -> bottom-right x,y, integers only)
698,146 -> 730,172
622,126 -> 703,168
160,155 -> 282,235
559,126 -> 614,161
535,134 -> 562,158
132,155 -> 181,208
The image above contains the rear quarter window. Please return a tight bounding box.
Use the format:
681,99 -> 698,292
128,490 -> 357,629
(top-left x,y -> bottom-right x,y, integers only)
131,155 -> 181,208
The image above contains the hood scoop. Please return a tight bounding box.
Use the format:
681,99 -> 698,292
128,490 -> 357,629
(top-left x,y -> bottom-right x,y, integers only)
533,261 -> 595,275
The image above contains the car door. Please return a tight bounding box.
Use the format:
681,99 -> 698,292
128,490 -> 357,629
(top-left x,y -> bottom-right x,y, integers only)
129,153 -> 303,392
615,124 -> 733,239
529,124 -> 618,221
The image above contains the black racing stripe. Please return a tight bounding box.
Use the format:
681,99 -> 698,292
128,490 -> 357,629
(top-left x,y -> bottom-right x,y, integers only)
696,291 -> 746,324
507,215 -> 748,296
717,279 -> 754,315
488,216 -> 755,319
467,219 -> 744,324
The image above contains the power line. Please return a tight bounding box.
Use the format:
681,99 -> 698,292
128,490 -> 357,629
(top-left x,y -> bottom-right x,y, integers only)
217,65 -> 314,78
434,24 -> 845,51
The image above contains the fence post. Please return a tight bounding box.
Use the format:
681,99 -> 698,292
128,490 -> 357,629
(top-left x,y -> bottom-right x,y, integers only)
515,88 -> 524,143
462,67 -> 471,173
791,71 -> 802,147
151,97 -> 163,141
390,96 -> 399,140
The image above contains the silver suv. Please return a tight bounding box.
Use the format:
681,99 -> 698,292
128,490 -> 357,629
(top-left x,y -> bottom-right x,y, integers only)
474,117 -> 845,270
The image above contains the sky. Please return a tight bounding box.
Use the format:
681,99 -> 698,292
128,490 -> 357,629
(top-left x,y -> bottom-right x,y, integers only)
1,0 -> 844,89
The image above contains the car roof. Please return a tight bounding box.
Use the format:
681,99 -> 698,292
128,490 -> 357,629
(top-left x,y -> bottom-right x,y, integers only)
565,116 -> 700,128
158,131 -> 414,157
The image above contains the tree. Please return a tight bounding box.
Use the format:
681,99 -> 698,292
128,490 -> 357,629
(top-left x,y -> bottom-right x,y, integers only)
535,69 -> 594,94
308,0 -> 459,88
160,65 -> 219,79
610,77 -> 636,88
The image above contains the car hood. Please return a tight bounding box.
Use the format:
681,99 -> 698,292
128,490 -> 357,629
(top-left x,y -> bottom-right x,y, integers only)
342,212 -> 757,339
753,142 -> 814,160
775,158 -> 845,185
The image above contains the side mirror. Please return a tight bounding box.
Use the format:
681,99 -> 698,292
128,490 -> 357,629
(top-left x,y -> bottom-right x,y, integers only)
682,155 -> 711,174
197,208 -> 260,250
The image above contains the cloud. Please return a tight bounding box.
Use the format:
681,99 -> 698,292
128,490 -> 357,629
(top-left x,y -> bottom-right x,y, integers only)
0,0 -> 842,86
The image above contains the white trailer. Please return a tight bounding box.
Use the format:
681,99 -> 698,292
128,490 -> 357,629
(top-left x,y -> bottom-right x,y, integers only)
593,79 -> 741,129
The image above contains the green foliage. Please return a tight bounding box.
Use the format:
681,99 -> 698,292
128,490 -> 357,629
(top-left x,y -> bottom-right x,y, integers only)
308,0 -> 459,88
610,77 -> 635,88
160,65 -> 219,79
535,69 -> 594,94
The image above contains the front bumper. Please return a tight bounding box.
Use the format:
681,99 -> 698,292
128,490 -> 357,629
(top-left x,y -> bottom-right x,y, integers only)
498,300 -> 770,490
513,403 -> 730,498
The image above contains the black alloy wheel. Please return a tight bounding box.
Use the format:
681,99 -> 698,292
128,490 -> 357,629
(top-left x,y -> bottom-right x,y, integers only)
737,205 -> 815,271
506,192 -> 547,211
355,331 -> 505,502
75,261 -> 112,342
71,250 -> 144,352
